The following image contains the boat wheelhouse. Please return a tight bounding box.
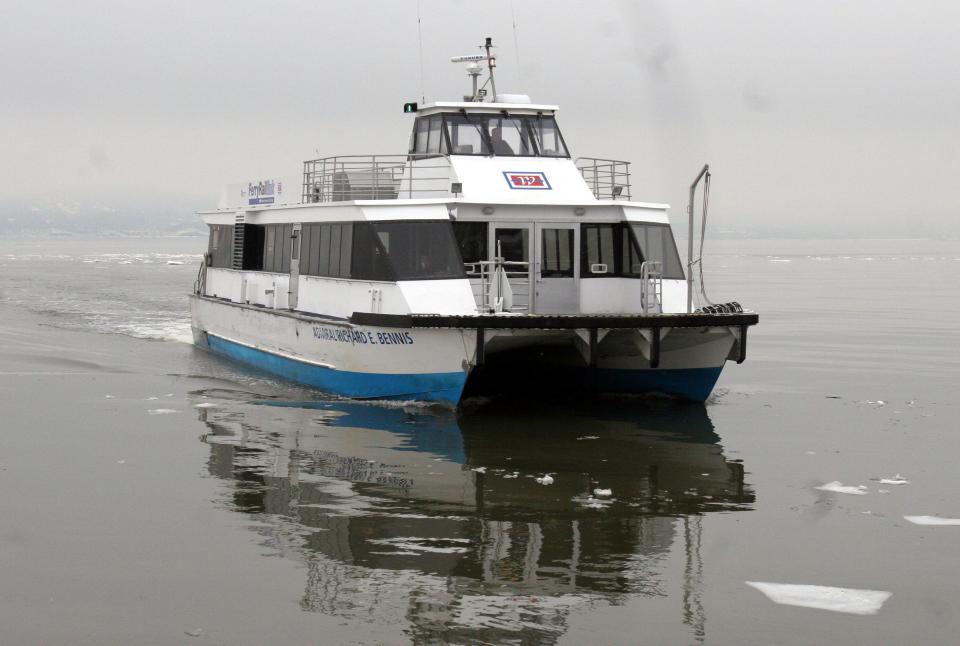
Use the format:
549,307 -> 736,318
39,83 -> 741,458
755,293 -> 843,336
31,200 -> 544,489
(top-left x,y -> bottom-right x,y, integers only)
190,40 -> 758,406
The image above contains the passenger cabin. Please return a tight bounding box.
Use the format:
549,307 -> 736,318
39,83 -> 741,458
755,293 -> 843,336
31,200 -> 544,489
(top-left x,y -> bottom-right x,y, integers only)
199,98 -> 687,319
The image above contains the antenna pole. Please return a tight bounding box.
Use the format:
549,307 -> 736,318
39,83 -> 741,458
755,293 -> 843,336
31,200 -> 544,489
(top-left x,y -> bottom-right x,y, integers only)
417,0 -> 425,103
484,37 -> 497,101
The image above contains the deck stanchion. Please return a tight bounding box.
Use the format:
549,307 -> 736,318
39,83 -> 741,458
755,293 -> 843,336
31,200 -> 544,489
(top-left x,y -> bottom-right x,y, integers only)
475,326 -> 485,366
650,328 -> 661,369
737,324 -> 748,364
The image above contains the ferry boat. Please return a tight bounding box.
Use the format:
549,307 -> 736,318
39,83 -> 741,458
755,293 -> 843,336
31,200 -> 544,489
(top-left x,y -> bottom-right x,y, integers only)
190,39 -> 758,406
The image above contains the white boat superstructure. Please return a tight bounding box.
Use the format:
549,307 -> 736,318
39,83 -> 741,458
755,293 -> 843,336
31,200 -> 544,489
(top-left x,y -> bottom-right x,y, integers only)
190,39 -> 757,405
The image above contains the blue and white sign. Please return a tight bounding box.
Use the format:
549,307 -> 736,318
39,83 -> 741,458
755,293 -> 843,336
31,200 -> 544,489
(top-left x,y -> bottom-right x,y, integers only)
247,179 -> 283,206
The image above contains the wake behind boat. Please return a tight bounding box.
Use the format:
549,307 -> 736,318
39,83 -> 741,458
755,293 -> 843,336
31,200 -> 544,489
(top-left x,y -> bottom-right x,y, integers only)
189,38 -> 758,406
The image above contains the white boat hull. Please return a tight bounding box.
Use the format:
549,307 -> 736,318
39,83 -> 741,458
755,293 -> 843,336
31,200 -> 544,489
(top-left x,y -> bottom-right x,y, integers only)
190,295 -> 473,406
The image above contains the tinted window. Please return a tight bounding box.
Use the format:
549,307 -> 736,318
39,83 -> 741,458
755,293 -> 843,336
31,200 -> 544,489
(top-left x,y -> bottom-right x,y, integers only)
351,223 -> 394,281
372,221 -> 464,280
541,228 -> 573,277
581,224 -> 617,276
630,223 -> 684,279
207,225 -> 234,268
453,221 -> 488,272
301,223 -> 351,278
495,228 -> 529,264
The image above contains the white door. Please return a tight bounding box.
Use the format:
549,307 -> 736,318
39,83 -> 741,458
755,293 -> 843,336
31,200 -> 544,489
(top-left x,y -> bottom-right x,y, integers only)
534,223 -> 578,314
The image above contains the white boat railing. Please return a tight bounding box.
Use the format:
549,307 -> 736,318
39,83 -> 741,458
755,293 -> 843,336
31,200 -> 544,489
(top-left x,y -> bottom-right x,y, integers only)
576,157 -> 632,200
466,259 -> 531,313
302,154 -> 454,202
640,261 -> 663,314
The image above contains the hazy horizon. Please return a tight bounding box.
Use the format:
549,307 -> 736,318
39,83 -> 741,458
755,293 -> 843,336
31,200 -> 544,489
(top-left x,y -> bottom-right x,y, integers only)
4,0 -> 958,237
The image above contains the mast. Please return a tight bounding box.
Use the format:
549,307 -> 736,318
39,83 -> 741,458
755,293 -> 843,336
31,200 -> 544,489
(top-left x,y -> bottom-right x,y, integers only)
451,37 -> 498,102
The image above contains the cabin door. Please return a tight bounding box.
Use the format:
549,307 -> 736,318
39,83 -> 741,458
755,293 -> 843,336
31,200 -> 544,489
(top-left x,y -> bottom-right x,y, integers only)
534,223 -> 578,314
288,224 -> 301,310
490,225 -> 533,312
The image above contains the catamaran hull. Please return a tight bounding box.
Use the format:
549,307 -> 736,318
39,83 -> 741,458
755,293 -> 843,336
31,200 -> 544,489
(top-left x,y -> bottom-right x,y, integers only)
191,296 -> 748,405
190,296 -> 471,406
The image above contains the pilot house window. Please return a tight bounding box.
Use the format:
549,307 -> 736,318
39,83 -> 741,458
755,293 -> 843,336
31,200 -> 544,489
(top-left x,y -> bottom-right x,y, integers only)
409,114 -> 569,158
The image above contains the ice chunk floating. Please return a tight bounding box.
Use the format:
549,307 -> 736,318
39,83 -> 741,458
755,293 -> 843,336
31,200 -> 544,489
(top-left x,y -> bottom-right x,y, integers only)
745,582 -> 892,615
876,474 -> 910,485
904,516 -> 960,526
816,481 -> 868,495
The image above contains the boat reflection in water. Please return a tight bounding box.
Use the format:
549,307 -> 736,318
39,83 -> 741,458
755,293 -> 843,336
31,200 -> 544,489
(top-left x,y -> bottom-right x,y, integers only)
197,393 -> 754,644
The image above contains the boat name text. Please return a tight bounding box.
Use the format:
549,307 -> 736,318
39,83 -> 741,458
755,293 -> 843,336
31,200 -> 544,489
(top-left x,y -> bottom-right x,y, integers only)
312,326 -> 415,346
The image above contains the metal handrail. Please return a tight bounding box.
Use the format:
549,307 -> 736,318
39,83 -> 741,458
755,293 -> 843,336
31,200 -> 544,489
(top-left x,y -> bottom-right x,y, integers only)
465,259 -> 530,313
640,261 -> 663,314
575,157 -> 632,200
302,154 -> 453,203
194,255 -> 209,295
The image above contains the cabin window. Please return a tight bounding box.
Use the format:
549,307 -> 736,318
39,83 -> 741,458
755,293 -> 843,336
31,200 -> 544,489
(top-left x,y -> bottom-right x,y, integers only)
372,221 -> 464,280
629,223 -> 685,279
445,115 -> 489,155
452,222 -> 488,272
350,223 -> 394,281
541,228 -> 574,277
581,224 -> 617,276
409,113 -> 570,157
207,225 -> 234,268
257,224 -> 293,273
485,116 -> 535,156
530,115 -> 569,158
301,223 -> 353,278
410,116 -> 450,155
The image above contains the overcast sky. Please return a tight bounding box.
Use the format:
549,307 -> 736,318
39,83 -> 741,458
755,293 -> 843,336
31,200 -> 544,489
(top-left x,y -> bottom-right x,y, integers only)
4,0 -> 958,235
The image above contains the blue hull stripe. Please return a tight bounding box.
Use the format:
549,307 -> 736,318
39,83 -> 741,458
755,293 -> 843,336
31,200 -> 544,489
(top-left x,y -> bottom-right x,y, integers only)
205,334 -> 467,406
591,366 -> 723,402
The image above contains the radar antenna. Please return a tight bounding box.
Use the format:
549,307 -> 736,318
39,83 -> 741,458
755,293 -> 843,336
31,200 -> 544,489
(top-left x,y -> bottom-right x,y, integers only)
451,37 -> 497,102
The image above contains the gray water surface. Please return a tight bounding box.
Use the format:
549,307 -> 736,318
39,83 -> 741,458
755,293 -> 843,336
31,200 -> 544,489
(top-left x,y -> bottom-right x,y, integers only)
1,236 -> 958,644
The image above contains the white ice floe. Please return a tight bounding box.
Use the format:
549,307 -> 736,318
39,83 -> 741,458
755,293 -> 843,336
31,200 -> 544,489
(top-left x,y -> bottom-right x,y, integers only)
576,435 -> 599,440
147,396 -> 159,401
876,474 -> 910,485
745,581 -> 892,615
193,402 -> 217,409
503,472 -> 519,479
147,408 -> 179,415
535,475 -> 554,485
904,516 -> 960,526
593,488 -> 612,497
471,467 -> 487,474
816,481 -> 868,495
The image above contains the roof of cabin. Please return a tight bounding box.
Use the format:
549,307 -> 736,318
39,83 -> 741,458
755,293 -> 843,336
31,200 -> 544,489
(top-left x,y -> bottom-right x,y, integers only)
416,101 -> 559,116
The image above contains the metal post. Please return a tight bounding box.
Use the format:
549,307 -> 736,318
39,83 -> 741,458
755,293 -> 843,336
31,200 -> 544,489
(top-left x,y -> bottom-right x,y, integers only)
687,164 -> 709,313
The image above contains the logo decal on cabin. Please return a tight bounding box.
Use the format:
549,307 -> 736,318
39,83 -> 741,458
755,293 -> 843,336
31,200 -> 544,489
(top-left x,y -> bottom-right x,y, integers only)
247,179 -> 282,206
503,171 -> 551,190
